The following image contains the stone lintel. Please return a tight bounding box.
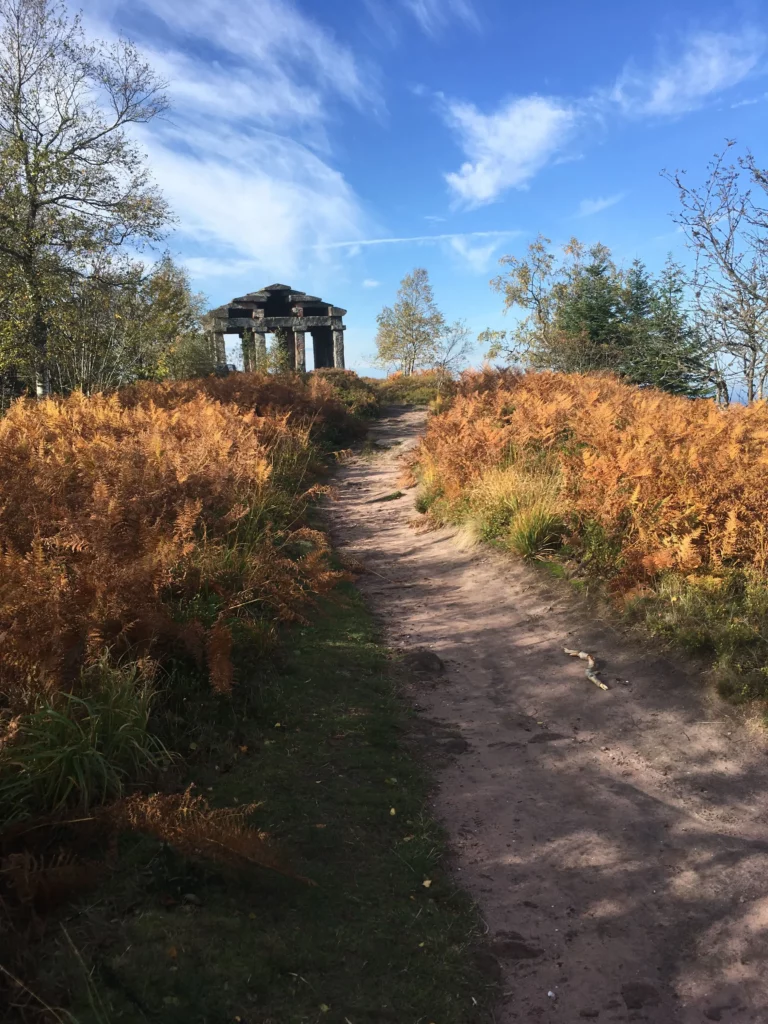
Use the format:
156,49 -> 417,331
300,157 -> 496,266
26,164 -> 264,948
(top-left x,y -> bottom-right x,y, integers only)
216,316 -> 345,331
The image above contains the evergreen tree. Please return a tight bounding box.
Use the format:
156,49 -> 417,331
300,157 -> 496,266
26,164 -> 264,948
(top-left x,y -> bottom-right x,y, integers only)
553,243 -> 624,369
623,259 -> 655,323
622,258 -> 713,397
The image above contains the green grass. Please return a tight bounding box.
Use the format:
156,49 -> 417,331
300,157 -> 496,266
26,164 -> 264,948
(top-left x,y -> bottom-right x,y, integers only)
625,569 -> 768,704
39,588 -> 495,1024
0,661 -> 171,821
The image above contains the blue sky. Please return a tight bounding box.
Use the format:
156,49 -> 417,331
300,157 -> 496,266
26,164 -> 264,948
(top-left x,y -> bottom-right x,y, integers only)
87,0 -> 768,370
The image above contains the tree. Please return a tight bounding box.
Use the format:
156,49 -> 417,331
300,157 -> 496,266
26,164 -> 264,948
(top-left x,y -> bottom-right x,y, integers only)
484,240 -> 712,398
663,142 -> 768,403
0,0 -> 170,391
487,237 -> 626,373
45,255 -> 208,393
485,234 -> 561,364
374,268 -> 445,375
433,319 -> 473,376
622,257 -> 713,398
553,243 -> 626,371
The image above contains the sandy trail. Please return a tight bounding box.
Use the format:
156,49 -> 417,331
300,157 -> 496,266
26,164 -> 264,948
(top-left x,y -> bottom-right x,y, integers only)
324,407 -> 768,1024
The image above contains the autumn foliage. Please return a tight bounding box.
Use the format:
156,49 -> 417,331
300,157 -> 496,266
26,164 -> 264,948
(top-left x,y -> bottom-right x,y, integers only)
0,372 -> 351,710
415,369 -> 768,586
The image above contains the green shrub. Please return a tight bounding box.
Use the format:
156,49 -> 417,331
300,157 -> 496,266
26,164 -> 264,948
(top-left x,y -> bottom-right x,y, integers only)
0,661 -> 171,820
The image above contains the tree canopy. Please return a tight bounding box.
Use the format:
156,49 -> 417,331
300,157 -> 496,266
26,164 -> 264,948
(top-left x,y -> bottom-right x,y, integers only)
374,268 -> 445,375
0,0 -> 171,392
483,236 -> 714,399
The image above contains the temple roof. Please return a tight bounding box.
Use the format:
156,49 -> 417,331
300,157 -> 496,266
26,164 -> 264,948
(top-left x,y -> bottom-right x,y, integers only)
207,283 -> 346,320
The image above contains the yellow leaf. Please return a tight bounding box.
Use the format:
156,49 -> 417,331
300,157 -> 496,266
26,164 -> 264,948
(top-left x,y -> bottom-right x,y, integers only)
422,879 -> 432,888
390,807 -> 396,816
320,1004 -> 330,1013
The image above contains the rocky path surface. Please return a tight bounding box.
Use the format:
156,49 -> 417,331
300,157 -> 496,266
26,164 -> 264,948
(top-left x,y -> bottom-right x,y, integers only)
324,406 -> 768,1024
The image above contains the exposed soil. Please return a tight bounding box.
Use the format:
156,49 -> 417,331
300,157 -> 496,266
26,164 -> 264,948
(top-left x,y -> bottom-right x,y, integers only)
325,406 -> 768,1024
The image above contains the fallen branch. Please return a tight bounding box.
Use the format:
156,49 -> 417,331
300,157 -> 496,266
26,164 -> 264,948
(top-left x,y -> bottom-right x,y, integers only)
563,648 -> 609,691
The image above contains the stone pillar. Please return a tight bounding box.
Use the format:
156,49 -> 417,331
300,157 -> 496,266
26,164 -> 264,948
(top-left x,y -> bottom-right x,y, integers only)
241,329 -> 255,372
254,331 -> 267,371
294,330 -> 306,372
333,326 -> 345,369
212,331 -> 226,366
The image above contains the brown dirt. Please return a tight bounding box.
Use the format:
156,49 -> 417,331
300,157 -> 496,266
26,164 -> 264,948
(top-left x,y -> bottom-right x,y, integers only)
325,406 -> 768,1024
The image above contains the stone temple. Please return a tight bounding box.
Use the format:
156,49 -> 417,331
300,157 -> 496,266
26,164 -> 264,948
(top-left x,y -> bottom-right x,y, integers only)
204,283 -> 346,372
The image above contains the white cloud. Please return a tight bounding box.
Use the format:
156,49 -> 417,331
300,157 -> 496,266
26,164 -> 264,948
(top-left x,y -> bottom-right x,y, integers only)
448,236 -> 501,273
402,0 -> 479,36
362,279 -> 381,288
81,0 -> 378,283
611,30 -> 766,116
443,96 -> 576,206
576,193 -> 625,217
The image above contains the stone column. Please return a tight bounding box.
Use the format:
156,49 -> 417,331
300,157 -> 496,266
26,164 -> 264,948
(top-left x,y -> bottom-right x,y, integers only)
293,330 -> 306,372
241,329 -> 255,371
254,331 -> 267,371
212,331 -> 226,366
333,326 -> 345,369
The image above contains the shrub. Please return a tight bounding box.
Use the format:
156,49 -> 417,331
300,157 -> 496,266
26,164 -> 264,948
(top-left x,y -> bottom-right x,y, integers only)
0,661 -> 169,820
367,369 -> 453,407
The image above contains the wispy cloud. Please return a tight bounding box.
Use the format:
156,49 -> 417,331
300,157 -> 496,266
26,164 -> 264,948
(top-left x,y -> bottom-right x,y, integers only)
576,193 -> 625,218
316,230 -> 520,250
731,91 -> 768,108
362,278 -> 381,288
315,230 -> 519,274
448,236 -> 502,273
442,96 -> 576,207
611,29 -> 766,116
439,27 -> 766,207
82,0 -> 378,284
402,0 -> 479,36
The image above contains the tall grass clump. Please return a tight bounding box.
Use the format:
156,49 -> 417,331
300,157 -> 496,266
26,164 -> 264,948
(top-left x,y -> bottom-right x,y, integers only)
411,368 -> 768,702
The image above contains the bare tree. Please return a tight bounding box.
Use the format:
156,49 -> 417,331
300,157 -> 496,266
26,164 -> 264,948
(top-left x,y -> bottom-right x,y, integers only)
0,0 -> 170,391
433,319 -> 473,376
663,142 -> 768,403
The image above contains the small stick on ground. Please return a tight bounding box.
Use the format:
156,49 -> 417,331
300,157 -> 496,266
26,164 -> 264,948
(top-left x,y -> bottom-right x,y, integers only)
563,648 -> 610,691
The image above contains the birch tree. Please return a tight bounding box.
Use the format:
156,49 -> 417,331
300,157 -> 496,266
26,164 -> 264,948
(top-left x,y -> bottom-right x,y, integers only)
374,268 -> 444,375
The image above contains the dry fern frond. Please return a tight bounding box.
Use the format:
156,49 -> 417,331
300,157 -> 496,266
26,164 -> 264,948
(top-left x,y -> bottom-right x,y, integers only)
105,788 -> 314,884
0,849 -> 103,910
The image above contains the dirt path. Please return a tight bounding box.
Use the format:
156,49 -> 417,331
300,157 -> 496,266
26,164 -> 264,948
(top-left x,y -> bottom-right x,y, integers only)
325,406 -> 768,1024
